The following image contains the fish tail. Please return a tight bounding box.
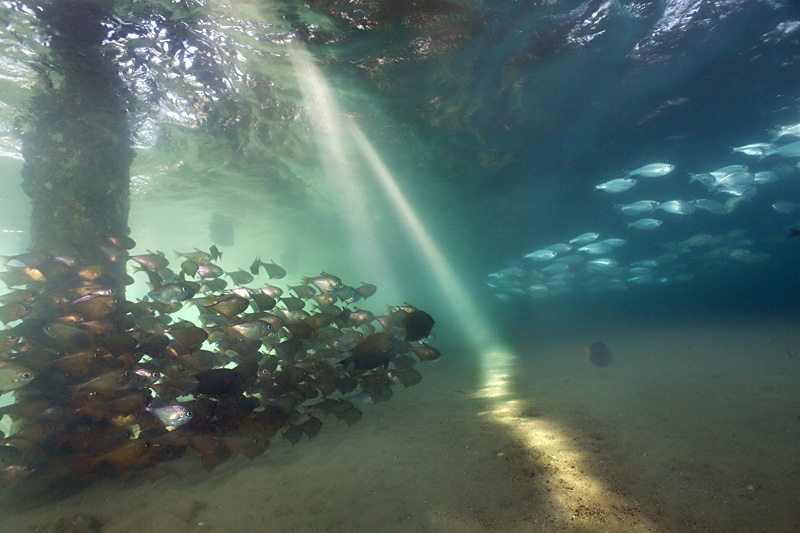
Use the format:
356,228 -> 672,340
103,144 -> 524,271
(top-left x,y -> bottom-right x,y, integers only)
0,256 -> 10,266
174,250 -> 182,259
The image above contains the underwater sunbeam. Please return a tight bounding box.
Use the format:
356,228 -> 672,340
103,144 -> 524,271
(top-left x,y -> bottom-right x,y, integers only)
292,42 -> 499,355
348,123 -> 498,348
289,44 -> 394,287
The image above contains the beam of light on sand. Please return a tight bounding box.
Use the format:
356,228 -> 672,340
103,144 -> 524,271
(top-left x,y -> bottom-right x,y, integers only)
348,124 -> 658,526
285,41 -> 655,528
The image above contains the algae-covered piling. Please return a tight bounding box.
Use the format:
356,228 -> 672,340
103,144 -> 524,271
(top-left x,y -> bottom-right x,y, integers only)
20,0 -> 134,264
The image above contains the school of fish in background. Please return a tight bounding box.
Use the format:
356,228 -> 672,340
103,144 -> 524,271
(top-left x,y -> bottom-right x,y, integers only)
0,238 -> 437,490
487,120 -> 800,300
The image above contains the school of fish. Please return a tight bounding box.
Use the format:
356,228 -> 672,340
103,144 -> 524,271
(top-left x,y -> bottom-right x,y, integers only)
488,119 -> 800,300
0,238 -> 437,490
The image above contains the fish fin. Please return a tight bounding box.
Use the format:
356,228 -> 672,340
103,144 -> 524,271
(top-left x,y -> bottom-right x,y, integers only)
582,346 -> 591,357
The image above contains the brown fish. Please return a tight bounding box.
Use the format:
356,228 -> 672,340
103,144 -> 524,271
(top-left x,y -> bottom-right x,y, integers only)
289,284 -> 316,300
0,465 -> 34,488
0,303 -> 31,324
0,290 -> 36,305
343,332 -> 399,370
227,269 -> 254,285
175,249 -> 212,264
204,294 -> 249,319
71,294 -> 121,319
0,251 -> 52,268
130,253 -> 169,272
261,260 -> 286,279
0,362 -> 36,392
412,345 -> 441,362
355,283 -> 377,299
107,235 -> 137,250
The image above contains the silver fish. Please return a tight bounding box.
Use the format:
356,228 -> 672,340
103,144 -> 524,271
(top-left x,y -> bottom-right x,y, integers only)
764,141 -> 800,158
524,249 -> 557,261
541,263 -> 570,274
568,232 -> 599,245
724,196 -> 748,213
627,218 -> 662,230
587,257 -> 618,267
691,199 -> 725,214
617,200 -> 660,216
659,200 -> 696,215
771,122 -> 800,139
717,185 -> 756,198
626,163 -> 674,178
578,242 -> 613,255
753,171 -> 779,184
732,143 -> 775,156
714,170 -> 754,188
555,254 -> 585,264
594,177 -> 637,193
585,258 -> 620,273
711,165 -> 748,176
680,234 -> 713,247
545,243 -> 572,253
689,173 -> 716,187
599,238 -> 627,248
772,201 -> 800,214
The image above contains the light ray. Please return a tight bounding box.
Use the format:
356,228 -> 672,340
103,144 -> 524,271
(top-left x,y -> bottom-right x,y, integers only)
348,123 -> 497,348
289,44 -> 393,285
291,39 -> 653,531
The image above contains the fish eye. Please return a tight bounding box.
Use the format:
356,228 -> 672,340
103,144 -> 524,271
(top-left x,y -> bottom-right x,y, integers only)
21,372 -> 32,379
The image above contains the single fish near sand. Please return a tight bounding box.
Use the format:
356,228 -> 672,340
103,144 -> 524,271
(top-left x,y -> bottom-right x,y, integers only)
583,342 -> 613,367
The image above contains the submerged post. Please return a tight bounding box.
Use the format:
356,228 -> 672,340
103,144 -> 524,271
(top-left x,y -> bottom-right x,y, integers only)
20,0 -> 134,255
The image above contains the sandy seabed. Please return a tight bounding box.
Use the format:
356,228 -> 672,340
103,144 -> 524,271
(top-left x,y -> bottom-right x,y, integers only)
1,317 -> 799,532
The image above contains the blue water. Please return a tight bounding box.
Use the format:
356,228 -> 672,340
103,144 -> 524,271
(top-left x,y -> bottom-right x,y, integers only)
1,1 -> 800,529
